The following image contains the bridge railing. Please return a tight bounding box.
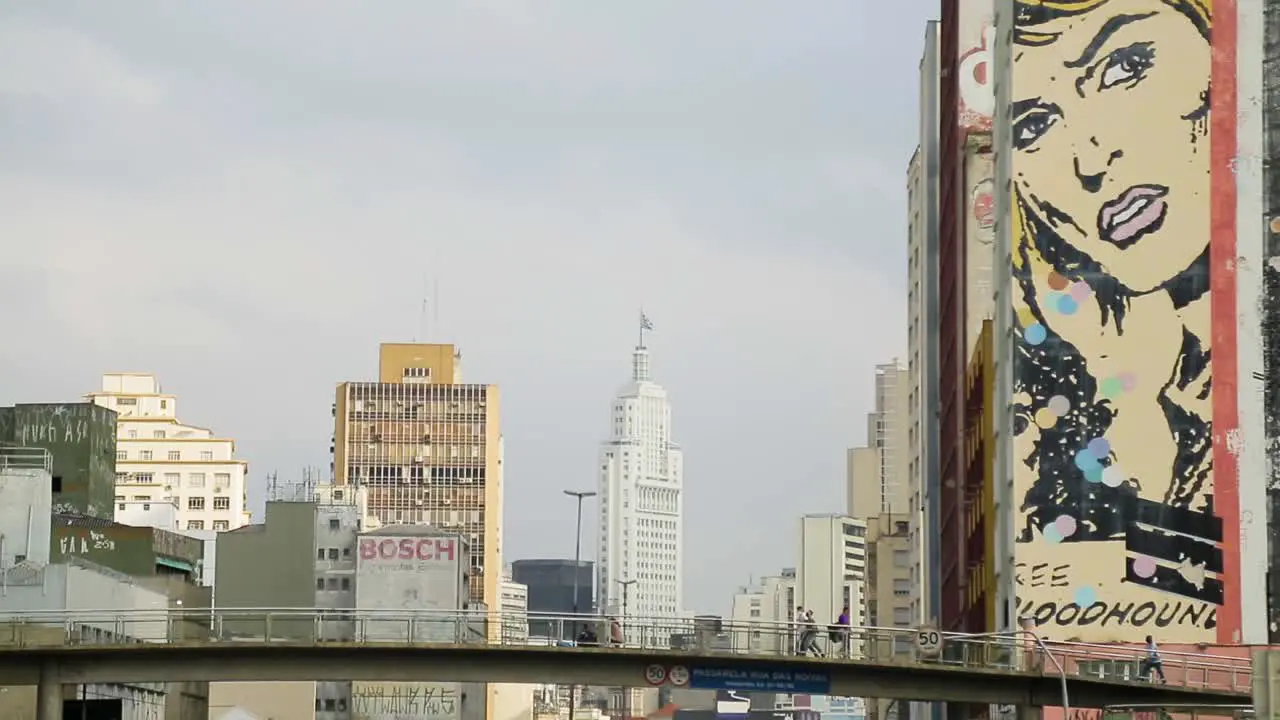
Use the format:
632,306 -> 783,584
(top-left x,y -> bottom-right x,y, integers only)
0,608 -> 1252,693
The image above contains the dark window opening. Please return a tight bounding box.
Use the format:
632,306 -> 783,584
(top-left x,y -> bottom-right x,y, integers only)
51,476 -> 63,493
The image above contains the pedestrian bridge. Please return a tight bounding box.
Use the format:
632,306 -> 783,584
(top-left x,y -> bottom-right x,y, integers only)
0,608 -> 1253,708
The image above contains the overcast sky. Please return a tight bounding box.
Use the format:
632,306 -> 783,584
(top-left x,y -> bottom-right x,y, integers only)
0,1 -> 933,615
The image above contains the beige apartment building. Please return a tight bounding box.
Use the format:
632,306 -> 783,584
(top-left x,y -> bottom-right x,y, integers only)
333,343 -> 503,607
847,362 -> 910,519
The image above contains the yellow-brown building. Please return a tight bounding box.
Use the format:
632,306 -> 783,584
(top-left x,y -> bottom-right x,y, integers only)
333,343 -> 503,607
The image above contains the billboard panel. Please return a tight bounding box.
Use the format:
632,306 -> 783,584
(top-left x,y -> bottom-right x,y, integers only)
1006,0 -> 1242,642
958,0 -> 994,131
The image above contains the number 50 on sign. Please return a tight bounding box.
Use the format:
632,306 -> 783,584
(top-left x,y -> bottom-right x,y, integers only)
915,627 -> 943,658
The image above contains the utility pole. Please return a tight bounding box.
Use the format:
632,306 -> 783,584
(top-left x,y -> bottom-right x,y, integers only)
616,578 -> 637,720
563,489 -> 596,720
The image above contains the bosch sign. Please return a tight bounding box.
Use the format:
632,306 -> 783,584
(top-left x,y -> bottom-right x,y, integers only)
359,537 -> 456,562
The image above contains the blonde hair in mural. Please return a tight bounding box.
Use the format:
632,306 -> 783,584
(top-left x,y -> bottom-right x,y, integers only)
1008,0 -> 1224,642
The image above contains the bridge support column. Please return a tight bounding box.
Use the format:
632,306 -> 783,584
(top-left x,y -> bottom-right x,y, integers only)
1016,705 -> 1042,720
35,660 -> 62,720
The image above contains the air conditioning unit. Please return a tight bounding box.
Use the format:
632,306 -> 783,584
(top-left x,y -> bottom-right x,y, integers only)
413,456 -> 425,464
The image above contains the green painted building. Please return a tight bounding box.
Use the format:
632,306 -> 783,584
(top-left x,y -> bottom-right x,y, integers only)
50,513 -> 205,580
0,402 -> 117,519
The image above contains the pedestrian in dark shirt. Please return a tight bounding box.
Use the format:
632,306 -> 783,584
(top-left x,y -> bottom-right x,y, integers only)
576,625 -> 598,646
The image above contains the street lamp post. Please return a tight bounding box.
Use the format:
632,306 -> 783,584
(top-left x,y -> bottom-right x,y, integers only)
563,489 -> 596,720
616,579 -> 637,720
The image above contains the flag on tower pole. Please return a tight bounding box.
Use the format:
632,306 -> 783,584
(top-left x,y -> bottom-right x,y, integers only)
640,312 -> 654,331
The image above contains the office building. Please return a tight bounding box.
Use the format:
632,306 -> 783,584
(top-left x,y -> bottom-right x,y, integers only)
728,569 -> 796,654
0,402 -> 117,518
795,514 -> 866,638
86,373 -> 250,532
510,558 -> 594,639
597,328 -> 684,619
847,363 -> 910,520
332,343 -> 503,608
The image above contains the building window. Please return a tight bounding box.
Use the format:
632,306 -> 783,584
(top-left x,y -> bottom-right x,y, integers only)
140,450 -> 153,461
163,473 -> 180,487
200,451 -> 214,461
127,429 -> 138,439
160,399 -> 167,409
328,518 -> 340,530
327,548 -> 339,560
317,548 -> 326,560
341,577 -> 351,591
403,367 -> 431,379
893,579 -> 910,596
893,549 -> 910,567
117,398 -> 136,406
153,430 -> 166,439
167,450 -> 181,461
213,496 -> 230,510
189,473 -> 206,488
116,451 -> 127,461
214,473 -> 231,487
893,607 -> 911,626
135,472 -> 154,484
212,521 -> 229,531
188,497 -> 206,510
316,578 -> 325,590
187,520 -> 204,530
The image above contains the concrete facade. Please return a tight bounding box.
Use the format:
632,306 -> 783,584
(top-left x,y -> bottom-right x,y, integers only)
0,402 -> 117,519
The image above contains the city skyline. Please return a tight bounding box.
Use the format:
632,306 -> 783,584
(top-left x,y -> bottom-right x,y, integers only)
2,1 -> 927,616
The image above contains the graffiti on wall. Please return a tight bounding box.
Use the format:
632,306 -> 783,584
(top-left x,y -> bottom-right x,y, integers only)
58,530 -> 116,555
351,682 -> 460,720
1008,0 -> 1236,642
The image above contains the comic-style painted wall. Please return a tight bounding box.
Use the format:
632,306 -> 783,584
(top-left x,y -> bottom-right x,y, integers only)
1006,0 -> 1244,643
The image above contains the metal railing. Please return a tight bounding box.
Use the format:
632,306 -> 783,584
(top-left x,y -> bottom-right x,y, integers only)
0,607 -> 1254,694
0,444 -> 52,473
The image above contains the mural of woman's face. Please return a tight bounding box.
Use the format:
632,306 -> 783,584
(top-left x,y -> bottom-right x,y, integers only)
1011,0 -> 1210,294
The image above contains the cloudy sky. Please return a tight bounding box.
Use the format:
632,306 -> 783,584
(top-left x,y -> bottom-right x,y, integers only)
1,1 -> 933,615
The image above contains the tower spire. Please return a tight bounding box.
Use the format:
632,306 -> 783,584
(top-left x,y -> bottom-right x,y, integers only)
633,310 -> 654,382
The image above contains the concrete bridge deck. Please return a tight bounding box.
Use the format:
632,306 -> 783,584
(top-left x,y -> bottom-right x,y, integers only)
0,608 -> 1253,709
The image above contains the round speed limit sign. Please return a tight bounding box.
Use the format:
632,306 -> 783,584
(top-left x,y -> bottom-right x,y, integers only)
644,664 -> 668,686
915,626 -> 943,657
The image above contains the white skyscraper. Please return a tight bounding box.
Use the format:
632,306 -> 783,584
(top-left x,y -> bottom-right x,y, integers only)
597,319 -> 684,620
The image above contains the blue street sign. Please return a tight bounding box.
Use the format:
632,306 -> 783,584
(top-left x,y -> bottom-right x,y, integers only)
689,666 -> 831,694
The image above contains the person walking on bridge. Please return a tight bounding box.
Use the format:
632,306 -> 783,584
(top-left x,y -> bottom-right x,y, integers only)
1139,635 -> 1166,683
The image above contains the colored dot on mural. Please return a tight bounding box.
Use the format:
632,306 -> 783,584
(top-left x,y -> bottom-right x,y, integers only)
1074,586 -> 1098,608
1054,515 -> 1078,538
1025,323 -> 1048,345
1084,466 -> 1104,483
1087,437 -> 1111,458
1047,271 -> 1070,291
1042,525 -> 1063,544
1100,377 -> 1124,398
1069,281 -> 1093,302
1101,464 -> 1127,488
1047,395 -> 1070,415
1119,372 -> 1138,392
1056,295 -> 1079,316
1132,555 -> 1158,579
1074,449 -> 1101,472
1034,408 -> 1058,429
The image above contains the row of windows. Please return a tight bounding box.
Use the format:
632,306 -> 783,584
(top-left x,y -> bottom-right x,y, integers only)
186,520 -> 230,531
317,576 -> 352,591
116,494 -> 234,511
118,449 -> 220,462
116,471 -> 233,488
